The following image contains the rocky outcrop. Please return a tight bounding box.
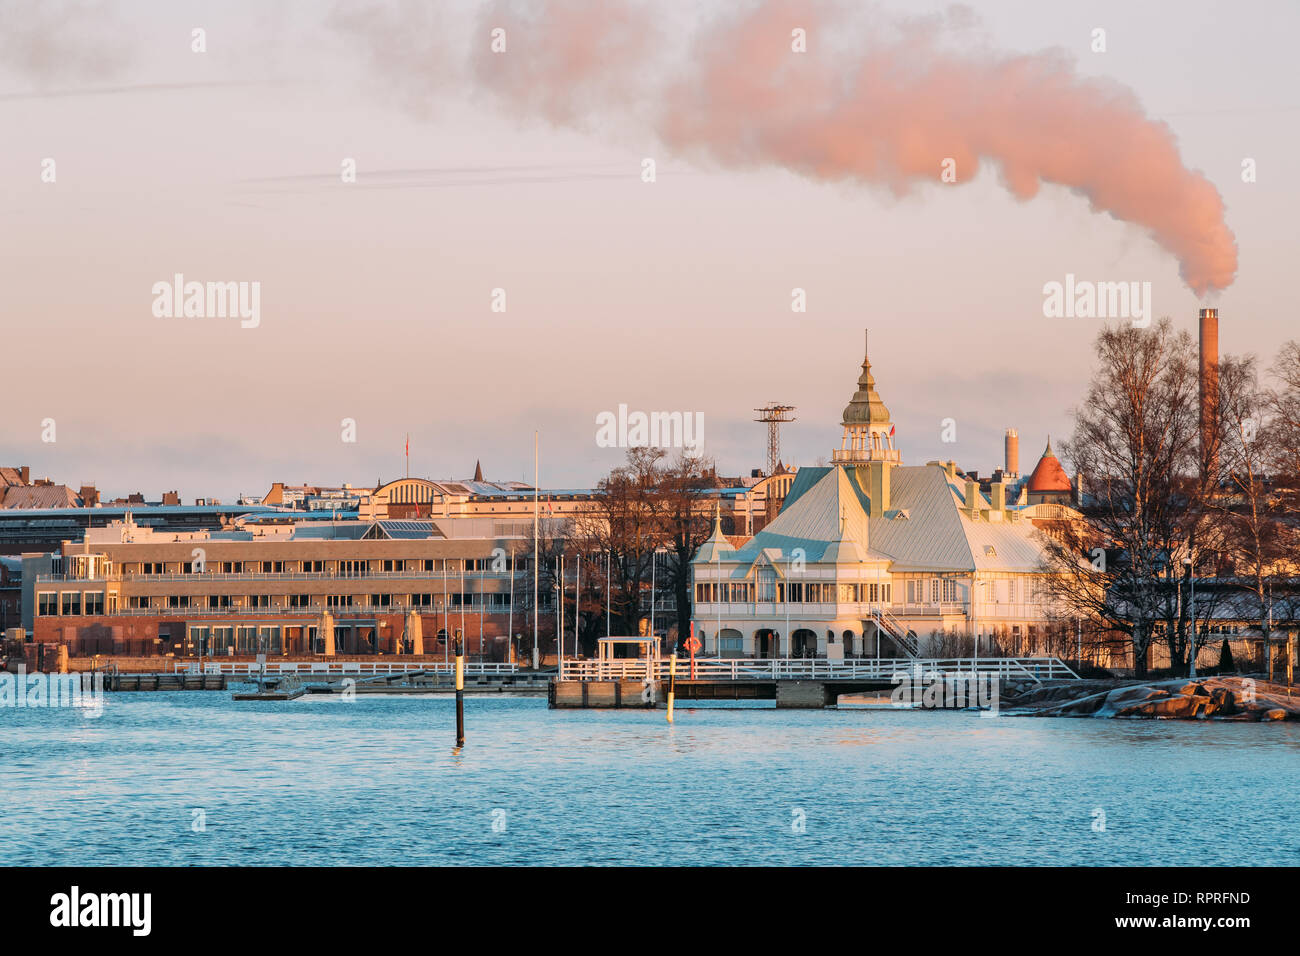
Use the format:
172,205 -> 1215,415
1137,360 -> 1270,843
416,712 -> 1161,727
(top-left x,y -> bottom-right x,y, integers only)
1003,676 -> 1300,721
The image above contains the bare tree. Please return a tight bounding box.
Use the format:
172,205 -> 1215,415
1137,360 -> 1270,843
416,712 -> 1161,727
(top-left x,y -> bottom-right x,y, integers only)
1040,319 -> 1200,677
656,451 -> 716,650
1209,354 -> 1287,674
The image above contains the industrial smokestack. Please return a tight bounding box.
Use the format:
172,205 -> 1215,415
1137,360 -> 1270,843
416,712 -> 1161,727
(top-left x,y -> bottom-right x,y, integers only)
1004,428 -> 1019,478
1199,307 -> 1219,476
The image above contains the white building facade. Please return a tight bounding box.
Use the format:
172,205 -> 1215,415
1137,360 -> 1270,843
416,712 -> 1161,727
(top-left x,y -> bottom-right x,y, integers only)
691,348 -> 1073,659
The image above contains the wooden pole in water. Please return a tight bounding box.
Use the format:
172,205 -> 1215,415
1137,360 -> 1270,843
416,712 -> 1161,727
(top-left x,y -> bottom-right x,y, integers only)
454,628 -> 465,748
666,651 -> 676,723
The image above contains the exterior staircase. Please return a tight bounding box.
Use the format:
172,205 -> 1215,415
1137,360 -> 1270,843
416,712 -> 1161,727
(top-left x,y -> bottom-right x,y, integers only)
870,607 -> 920,659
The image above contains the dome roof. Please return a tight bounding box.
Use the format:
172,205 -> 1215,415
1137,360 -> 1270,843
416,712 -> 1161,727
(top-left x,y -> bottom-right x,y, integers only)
1027,438 -> 1073,493
841,355 -> 892,425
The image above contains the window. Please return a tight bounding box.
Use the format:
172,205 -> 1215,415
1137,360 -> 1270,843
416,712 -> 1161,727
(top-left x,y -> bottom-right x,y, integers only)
248,595 -> 270,608
37,592 -> 57,616
757,570 -> 776,602
208,595 -> 230,609
211,626 -> 233,653
61,592 -> 82,615
259,626 -> 282,653
84,592 -> 104,615
289,594 -> 311,608
327,595 -> 353,609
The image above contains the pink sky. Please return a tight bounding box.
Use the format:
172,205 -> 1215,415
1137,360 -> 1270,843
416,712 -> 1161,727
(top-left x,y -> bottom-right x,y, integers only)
2,0 -> 1297,500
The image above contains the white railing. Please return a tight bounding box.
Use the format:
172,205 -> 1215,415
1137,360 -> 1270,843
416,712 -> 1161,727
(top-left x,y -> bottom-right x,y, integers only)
173,660 -> 522,678
558,656 -> 1079,682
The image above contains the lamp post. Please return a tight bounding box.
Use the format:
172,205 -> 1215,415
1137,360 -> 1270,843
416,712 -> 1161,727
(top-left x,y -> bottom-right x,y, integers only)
650,548 -> 656,645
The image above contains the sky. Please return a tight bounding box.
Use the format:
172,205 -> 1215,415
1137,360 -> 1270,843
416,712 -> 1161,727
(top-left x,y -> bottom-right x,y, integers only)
2,0 -> 1297,501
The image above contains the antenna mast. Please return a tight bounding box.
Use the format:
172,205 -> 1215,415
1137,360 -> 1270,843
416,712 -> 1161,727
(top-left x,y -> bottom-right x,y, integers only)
754,403 -> 797,477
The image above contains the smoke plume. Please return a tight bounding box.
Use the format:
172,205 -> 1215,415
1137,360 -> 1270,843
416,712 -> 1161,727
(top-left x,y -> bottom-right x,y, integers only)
348,0 -> 1240,294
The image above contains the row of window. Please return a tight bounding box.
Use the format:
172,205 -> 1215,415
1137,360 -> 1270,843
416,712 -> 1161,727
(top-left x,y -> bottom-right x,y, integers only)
904,578 -> 964,604
695,582 -> 895,604
118,557 -> 531,576
36,592 -> 108,616
37,591 -> 517,615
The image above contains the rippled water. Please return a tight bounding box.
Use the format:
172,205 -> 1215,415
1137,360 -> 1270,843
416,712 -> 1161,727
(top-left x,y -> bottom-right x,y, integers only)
2,691 -> 1298,865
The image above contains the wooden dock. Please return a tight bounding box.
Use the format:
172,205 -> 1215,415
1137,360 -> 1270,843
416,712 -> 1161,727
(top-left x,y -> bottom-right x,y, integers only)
105,672 -> 228,692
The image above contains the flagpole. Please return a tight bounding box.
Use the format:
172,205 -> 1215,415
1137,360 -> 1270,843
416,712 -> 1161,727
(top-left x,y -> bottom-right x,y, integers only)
533,431 -> 539,670
507,545 -> 514,666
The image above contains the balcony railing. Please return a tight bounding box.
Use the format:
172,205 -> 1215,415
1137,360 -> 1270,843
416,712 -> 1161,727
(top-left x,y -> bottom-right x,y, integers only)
35,569 -> 527,584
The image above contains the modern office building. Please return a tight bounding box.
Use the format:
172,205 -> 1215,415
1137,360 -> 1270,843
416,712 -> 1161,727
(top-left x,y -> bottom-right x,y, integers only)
22,514 -> 541,661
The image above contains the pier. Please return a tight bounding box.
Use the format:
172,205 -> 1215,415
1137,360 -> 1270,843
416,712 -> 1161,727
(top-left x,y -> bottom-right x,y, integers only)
550,656 -> 1081,709
105,672 -> 228,691
92,660 -> 544,695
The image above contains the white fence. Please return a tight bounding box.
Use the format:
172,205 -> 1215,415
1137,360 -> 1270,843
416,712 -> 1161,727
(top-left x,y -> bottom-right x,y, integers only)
559,656 -> 1079,683
172,660 -> 521,678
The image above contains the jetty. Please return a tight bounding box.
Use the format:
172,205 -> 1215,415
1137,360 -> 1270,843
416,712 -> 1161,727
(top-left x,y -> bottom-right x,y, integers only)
550,638 -> 1080,709
214,660 -> 548,700
103,671 -> 228,692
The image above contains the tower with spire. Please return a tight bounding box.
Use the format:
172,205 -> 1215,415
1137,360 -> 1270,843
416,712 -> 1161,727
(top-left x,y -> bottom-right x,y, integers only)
831,334 -> 899,518
831,336 -> 900,466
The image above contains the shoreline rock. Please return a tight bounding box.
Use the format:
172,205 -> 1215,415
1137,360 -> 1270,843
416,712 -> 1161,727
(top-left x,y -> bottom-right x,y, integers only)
1002,676 -> 1300,721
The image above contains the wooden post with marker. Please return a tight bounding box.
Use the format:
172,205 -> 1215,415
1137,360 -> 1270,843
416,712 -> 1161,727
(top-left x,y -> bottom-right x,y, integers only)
667,651 -> 676,723
454,628 -> 465,748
